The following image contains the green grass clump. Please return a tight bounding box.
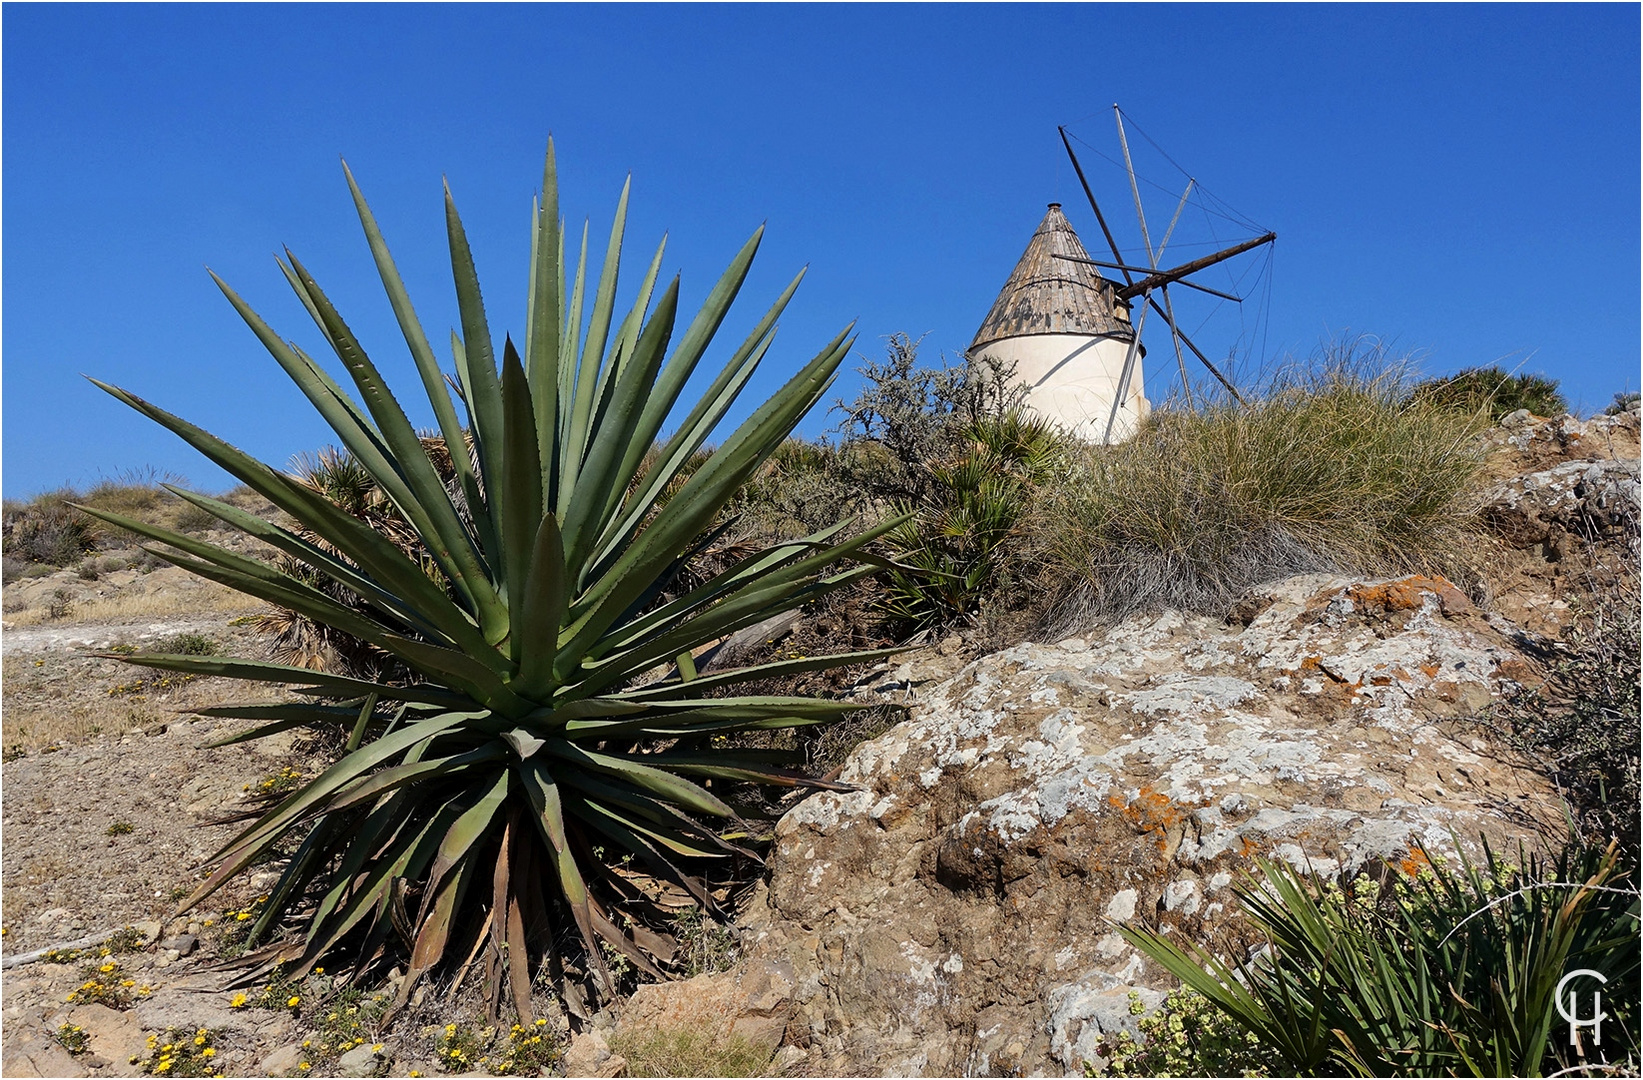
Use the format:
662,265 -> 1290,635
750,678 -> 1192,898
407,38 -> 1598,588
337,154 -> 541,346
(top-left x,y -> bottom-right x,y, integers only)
1028,366 -> 1488,628
1411,365 -> 1568,420
608,1026 -> 776,1077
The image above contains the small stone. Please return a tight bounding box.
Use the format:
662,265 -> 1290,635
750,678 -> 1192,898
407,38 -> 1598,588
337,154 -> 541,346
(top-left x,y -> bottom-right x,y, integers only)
257,1044 -> 305,1076
336,1043 -> 382,1076
128,920 -> 163,946
563,1030 -> 612,1076
143,722 -> 168,737
159,935 -> 197,957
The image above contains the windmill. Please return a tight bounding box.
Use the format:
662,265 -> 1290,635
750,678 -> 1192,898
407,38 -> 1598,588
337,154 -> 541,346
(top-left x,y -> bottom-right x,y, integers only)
968,106 -> 1275,444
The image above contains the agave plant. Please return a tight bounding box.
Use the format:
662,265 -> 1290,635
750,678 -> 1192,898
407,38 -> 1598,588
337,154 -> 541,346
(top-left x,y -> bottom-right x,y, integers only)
78,143 -> 904,1017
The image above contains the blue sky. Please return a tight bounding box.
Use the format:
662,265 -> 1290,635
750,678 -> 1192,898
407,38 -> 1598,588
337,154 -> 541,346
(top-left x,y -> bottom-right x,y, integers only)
5,3 -> 1638,497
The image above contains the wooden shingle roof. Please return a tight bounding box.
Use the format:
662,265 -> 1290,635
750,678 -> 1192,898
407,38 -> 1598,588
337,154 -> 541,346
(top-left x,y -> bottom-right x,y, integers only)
969,204 -> 1133,353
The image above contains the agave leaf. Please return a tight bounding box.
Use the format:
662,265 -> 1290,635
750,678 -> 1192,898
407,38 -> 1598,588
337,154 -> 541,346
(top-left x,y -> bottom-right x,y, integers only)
603,261 -> 803,542
520,760 -> 611,993
84,381 -> 490,653
524,140 -> 562,494
283,251 -> 499,615
560,182 -> 630,501
160,485 -> 448,642
543,738 -> 733,819
607,227 -> 764,521
420,769 -> 511,926
560,277 -> 679,577
498,337 -> 544,643
512,513 -> 569,699
343,161 -> 477,499
557,220 -> 589,450
582,237 -> 666,477
298,791 -> 468,975
557,329 -> 852,665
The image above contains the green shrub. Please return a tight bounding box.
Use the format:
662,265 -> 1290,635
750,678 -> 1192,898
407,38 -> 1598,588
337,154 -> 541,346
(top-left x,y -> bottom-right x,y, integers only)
1087,988 -> 1275,1077
1121,836 -> 1640,1077
1607,391 -> 1640,416
155,632 -> 218,656
833,332 -> 1023,505
1029,366 -> 1488,628
882,410 -> 1064,632
1412,365 -> 1568,420
5,501 -> 97,565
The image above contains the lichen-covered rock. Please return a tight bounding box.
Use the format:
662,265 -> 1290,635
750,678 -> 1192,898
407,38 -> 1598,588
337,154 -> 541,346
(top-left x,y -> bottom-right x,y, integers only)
736,573 -> 1563,1077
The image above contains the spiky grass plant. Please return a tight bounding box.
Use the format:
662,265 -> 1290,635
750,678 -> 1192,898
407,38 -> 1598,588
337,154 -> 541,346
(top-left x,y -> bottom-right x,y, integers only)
78,144 -> 903,1017
1120,838 -> 1640,1076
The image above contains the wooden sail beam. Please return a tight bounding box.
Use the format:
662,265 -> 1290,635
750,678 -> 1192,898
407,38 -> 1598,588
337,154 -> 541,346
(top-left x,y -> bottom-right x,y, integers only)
1051,254 -> 1244,303
1058,126 -> 1133,287
1115,232 -> 1276,301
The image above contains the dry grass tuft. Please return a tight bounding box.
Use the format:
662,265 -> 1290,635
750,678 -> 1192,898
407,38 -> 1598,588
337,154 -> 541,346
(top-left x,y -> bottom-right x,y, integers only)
608,1027 -> 777,1078
1025,359 -> 1490,633
2,584 -> 255,626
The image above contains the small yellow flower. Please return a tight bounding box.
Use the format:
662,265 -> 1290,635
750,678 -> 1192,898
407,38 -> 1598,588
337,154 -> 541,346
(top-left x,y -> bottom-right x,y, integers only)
235,912 -> 251,921
535,1018 -> 548,1026
194,1035 -> 207,1046
298,1064 -> 310,1072
121,979 -> 135,987
372,1043 -> 384,1053
201,1048 -> 216,1059
287,995 -> 301,1008
409,1072 -> 422,1078
313,966 -> 324,974
230,992 -> 248,1008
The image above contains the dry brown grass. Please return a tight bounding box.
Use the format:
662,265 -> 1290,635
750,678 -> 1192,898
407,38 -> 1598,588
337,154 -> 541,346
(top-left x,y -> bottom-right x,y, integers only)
608,1027 -> 778,1078
3,585 -> 256,626
1022,363 -> 1490,633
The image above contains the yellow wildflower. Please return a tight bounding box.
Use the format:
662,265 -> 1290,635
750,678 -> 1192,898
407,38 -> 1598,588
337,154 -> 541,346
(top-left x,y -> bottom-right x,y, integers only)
229,992 -> 248,1008
202,1048 -> 216,1058
287,995 -> 301,1008
372,1043 -> 384,1053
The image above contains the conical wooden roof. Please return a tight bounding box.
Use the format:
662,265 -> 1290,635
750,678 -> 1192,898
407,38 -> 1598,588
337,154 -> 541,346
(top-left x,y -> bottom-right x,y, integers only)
969,204 -> 1133,353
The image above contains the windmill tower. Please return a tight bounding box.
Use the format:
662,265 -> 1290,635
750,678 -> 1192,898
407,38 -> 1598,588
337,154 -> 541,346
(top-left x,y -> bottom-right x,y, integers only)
971,107 -> 1276,444
967,204 -> 1151,442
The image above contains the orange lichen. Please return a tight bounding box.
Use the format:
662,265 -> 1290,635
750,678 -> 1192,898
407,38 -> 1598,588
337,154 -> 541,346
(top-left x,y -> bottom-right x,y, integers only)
1398,849 -> 1431,876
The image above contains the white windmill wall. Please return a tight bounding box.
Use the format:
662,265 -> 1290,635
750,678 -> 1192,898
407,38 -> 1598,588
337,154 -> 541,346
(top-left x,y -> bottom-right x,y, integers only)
973,333 -> 1150,443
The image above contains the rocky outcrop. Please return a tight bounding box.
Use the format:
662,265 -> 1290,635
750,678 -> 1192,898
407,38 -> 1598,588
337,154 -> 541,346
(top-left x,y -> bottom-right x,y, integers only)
1474,407 -> 1640,637
643,572 -> 1564,1077
1481,409 -> 1640,559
